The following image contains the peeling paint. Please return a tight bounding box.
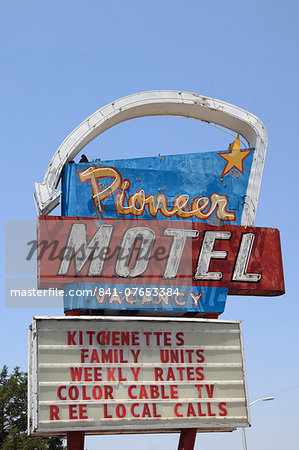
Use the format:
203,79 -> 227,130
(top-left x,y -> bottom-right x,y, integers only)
208,217 -> 224,226
229,170 -> 240,178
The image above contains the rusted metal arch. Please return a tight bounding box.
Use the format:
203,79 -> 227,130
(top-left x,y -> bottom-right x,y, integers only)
34,90 -> 267,225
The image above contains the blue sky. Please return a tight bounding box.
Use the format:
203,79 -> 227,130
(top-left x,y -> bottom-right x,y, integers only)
1,1 -> 298,449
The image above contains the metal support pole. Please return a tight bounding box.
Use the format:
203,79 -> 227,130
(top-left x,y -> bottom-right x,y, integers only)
241,397 -> 274,449
177,428 -> 197,450
67,431 -> 85,450
242,427 -> 247,450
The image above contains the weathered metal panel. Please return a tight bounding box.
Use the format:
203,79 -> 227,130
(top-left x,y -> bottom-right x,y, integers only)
34,90 -> 268,227
33,93 -> 284,316
37,216 -> 285,303
62,284 -> 227,315
61,150 -> 254,225
28,316 -> 250,436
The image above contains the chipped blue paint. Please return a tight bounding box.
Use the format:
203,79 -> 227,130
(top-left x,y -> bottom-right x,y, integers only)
63,283 -> 228,314
62,150 -> 254,225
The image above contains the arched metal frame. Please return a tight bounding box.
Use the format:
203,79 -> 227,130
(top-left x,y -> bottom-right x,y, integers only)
34,90 -> 267,226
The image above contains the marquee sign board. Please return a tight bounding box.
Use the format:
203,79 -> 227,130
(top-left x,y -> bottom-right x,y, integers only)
28,316 -> 249,436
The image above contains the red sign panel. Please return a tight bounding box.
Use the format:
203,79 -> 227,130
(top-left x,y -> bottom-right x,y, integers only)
36,216 -> 284,296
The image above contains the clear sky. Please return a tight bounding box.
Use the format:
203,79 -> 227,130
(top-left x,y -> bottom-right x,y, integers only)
1,1 -> 298,449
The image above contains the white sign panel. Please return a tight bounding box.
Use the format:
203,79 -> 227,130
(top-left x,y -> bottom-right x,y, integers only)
28,317 -> 250,436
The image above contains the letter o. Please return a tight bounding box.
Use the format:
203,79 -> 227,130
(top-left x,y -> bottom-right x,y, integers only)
115,227 -> 155,277
116,404 -> 126,418
69,386 -> 79,400
92,386 -> 103,400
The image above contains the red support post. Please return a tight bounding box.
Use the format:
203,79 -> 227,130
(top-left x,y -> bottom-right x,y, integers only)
67,431 -> 85,450
177,428 -> 197,450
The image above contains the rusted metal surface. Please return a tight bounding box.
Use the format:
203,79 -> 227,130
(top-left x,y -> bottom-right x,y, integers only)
37,216 -> 284,301
67,431 -> 84,450
177,428 -> 197,450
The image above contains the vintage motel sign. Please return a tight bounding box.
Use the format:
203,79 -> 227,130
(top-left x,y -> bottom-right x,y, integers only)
37,217 -> 284,315
28,316 -> 250,436
34,91 -> 284,315
31,92 -> 285,447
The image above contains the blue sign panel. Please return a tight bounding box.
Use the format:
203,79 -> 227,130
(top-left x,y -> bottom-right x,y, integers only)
61,140 -> 255,315
63,283 -> 228,314
62,147 -> 254,226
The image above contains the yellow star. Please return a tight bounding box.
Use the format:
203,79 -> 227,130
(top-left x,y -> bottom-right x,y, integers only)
217,134 -> 253,178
